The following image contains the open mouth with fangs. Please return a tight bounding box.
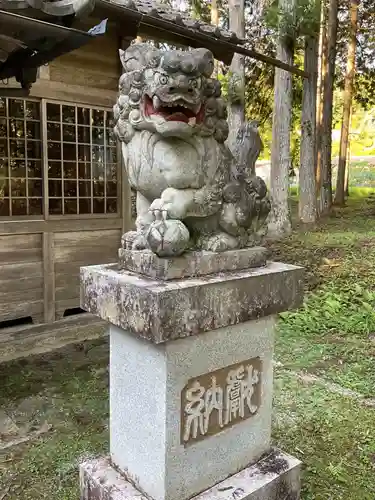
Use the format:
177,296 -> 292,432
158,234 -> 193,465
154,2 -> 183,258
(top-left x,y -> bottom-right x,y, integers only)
144,95 -> 204,124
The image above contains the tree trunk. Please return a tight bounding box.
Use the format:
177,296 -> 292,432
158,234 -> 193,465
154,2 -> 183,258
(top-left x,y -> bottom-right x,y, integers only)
299,34 -> 318,224
268,0 -> 295,237
227,0 -> 245,152
315,0 -> 328,194
335,0 -> 359,206
211,0 -> 220,77
345,138 -> 350,196
211,0 -> 219,25
319,0 -> 338,214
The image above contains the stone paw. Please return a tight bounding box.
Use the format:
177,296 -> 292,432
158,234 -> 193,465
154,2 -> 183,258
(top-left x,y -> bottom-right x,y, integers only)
199,232 -> 239,252
149,193 -> 186,221
121,231 -> 147,250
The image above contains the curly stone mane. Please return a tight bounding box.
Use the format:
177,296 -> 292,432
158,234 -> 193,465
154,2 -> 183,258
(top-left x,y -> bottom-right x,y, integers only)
113,43 -> 229,144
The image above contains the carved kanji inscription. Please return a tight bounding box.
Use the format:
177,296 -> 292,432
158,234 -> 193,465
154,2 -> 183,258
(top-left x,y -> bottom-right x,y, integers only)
181,358 -> 262,445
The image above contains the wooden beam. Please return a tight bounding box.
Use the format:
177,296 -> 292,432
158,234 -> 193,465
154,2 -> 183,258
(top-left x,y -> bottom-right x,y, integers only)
0,313 -> 107,363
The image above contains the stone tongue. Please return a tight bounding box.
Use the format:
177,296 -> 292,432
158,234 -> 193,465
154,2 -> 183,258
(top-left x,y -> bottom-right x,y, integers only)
166,112 -> 189,122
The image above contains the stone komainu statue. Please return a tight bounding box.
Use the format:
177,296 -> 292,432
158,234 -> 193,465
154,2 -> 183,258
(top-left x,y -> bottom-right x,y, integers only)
114,43 -> 271,257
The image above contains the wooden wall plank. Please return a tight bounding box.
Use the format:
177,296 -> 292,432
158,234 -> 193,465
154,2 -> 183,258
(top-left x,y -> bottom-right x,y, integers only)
55,259 -> 116,275
0,218 -> 123,235
29,80 -> 117,107
43,232 -> 55,324
55,273 -> 80,290
54,229 -> 120,318
0,233 -> 41,250
1,250 -> 42,265
0,277 -> 44,295
54,229 -> 121,247
0,301 -> 43,322
0,263 -> 43,281
0,234 -> 43,324
49,31 -> 120,91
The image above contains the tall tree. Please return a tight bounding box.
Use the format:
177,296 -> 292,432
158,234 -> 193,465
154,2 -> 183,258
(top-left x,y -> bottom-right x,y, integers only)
268,0 -> 295,237
315,0 -> 327,194
227,0 -> 246,151
211,0 -> 220,76
299,0 -> 320,223
335,0 -> 359,205
318,0 -> 338,214
299,33 -> 319,223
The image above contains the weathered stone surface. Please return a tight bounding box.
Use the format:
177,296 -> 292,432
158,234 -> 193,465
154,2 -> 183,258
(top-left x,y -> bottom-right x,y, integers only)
80,261 -> 303,343
193,448 -> 301,500
109,317 -> 275,500
80,450 -> 301,500
80,457 -> 147,500
118,247 -> 268,280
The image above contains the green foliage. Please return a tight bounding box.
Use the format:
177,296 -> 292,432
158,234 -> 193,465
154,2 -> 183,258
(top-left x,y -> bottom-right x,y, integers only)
263,0 -> 320,39
353,72 -> 375,110
280,285 -> 375,339
190,0 -> 211,21
219,71 -> 245,105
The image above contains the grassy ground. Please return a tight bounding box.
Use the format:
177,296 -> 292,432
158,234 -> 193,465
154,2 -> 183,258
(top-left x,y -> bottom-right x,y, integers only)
1,191 -> 375,499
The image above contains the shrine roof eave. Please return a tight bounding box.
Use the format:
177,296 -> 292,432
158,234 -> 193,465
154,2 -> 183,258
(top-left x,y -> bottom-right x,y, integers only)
93,0 -> 308,77
0,0 -> 308,78
0,9 -> 94,86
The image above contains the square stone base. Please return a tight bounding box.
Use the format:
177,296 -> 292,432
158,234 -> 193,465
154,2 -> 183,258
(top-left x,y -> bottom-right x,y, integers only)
118,247 -> 268,280
109,317 -> 275,500
80,449 -> 301,500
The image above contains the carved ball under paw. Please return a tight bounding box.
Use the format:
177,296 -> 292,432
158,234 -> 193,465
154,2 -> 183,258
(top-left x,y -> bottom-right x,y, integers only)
146,219 -> 190,257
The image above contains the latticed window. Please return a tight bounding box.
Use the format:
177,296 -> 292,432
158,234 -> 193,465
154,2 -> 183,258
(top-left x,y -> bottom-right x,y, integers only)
0,98 -> 119,218
45,102 -> 118,215
0,98 -> 42,216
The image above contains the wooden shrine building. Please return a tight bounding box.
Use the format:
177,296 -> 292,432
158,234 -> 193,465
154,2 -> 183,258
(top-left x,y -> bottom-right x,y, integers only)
0,0 -> 304,361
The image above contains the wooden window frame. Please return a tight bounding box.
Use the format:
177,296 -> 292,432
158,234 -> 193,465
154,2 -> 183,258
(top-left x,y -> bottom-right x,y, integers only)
0,97 -> 44,220
0,97 -> 122,221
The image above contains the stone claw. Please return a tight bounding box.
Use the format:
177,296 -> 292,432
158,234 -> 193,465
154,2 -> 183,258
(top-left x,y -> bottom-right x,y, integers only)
149,198 -> 170,221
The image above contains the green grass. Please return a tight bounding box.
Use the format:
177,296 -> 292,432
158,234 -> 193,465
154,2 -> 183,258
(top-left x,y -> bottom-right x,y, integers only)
269,191 -> 375,497
273,371 -> 375,500
1,192 -> 375,499
0,342 -> 109,499
271,193 -> 375,398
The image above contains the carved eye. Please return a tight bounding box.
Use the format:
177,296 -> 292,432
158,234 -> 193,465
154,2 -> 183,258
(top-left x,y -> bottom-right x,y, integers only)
189,78 -> 200,89
159,74 -> 169,85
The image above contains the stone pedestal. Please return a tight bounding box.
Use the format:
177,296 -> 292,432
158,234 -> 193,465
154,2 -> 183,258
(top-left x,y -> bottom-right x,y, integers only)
80,248 -> 304,500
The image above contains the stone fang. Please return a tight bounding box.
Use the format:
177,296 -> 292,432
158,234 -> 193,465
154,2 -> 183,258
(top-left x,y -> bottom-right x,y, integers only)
153,95 -> 162,110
